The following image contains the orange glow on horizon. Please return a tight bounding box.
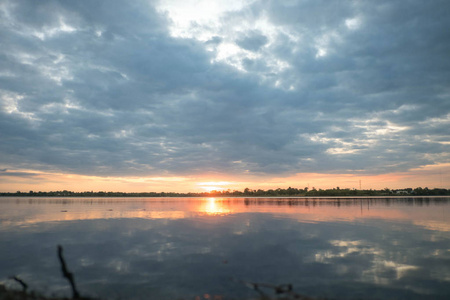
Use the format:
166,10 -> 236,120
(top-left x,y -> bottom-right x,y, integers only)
196,181 -> 232,192
0,163 -> 449,193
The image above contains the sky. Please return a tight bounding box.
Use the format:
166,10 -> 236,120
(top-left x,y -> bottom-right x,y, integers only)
0,0 -> 449,192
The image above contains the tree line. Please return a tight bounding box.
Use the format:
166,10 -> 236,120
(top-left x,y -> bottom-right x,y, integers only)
1,187 -> 449,197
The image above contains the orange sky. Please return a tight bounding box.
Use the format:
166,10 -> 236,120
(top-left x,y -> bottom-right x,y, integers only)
1,163 -> 449,193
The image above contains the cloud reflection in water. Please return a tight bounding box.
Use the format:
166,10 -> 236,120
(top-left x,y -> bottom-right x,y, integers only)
0,197 -> 449,299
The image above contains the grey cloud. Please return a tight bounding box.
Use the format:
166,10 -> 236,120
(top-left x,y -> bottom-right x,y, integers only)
0,171 -> 40,178
205,36 -> 223,45
0,0 -> 449,178
235,31 -> 268,52
241,58 -> 271,73
265,0 -> 354,28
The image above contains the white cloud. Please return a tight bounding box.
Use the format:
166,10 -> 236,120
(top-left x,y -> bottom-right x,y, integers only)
156,0 -> 254,40
345,16 -> 362,30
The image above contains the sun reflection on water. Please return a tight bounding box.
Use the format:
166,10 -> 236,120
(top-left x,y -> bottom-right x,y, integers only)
198,198 -> 232,216
1,197 -> 449,229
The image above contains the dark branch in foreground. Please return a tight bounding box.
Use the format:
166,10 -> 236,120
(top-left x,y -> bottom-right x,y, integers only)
1,247 -> 321,300
9,276 -> 28,292
236,278 -> 316,299
57,245 -> 80,299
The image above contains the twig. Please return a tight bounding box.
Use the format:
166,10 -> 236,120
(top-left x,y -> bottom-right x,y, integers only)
57,245 -> 81,299
9,275 -> 28,292
234,278 -> 314,299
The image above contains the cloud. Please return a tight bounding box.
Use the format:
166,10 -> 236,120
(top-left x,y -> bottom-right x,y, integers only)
0,0 -> 449,179
0,170 -> 40,177
235,31 -> 268,52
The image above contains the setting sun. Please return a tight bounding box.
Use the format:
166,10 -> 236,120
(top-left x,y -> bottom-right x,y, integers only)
196,181 -> 231,192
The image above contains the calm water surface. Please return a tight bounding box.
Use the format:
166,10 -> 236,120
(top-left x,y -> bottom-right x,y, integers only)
1,197 -> 449,299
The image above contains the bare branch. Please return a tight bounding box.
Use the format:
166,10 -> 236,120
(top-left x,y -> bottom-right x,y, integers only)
9,276 -> 28,292
57,245 -> 80,299
234,278 -> 315,300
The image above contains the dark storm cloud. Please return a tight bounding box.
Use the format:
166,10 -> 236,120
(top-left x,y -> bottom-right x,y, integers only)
0,0 -> 449,177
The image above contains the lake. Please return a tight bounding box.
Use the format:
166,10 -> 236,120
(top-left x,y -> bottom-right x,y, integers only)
0,197 -> 449,299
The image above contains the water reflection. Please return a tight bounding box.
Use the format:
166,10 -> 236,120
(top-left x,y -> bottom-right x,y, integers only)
1,197 -> 448,231
0,197 -> 449,300
199,198 -> 232,216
